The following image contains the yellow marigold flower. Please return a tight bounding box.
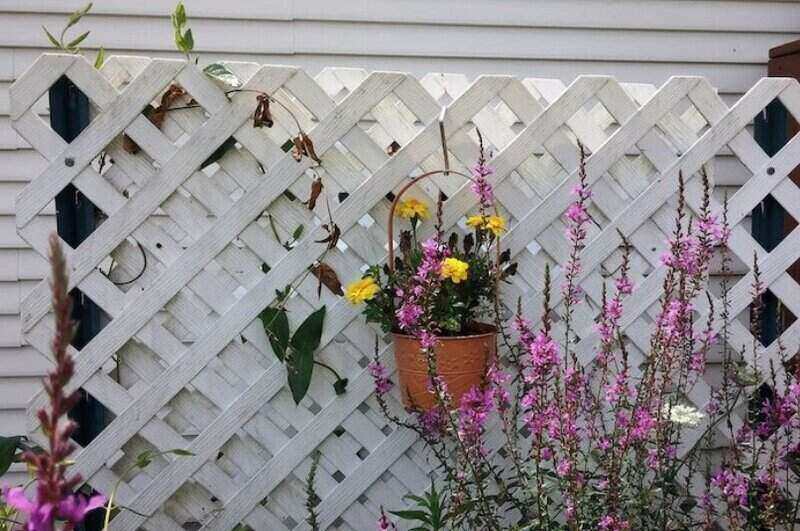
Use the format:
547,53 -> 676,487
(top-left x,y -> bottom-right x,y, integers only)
440,257 -> 469,284
466,214 -> 506,236
484,215 -> 506,236
395,198 -> 430,220
345,277 -> 380,304
466,215 -> 485,230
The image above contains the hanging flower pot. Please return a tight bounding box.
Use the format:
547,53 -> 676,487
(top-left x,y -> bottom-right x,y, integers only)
345,147 -> 517,411
393,323 -> 496,409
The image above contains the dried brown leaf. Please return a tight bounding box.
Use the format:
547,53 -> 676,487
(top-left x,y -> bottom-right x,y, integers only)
291,135 -> 304,162
447,232 -> 458,250
305,178 -> 323,211
122,84 -> 186,154
301,133 -> 321,164
463,233 -> 474,255
311,262 -> 343,297
253,94 -> 274,128
149,84 -> 186,130
502,262 -> 518,281
315,223 -> 341,250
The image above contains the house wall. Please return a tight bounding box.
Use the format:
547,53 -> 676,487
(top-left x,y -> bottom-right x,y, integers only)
0,0 -> 797,485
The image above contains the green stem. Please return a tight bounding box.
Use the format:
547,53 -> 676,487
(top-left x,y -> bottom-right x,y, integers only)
313,360 -> 343,382
102,450 -> 186,529
266,214 -> 292,250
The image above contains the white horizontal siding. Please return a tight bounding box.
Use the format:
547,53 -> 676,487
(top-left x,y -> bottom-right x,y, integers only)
0,249 -> 49,281
1,0 -> 798,32
3,14 -> 796,64
0,0 -> 791,460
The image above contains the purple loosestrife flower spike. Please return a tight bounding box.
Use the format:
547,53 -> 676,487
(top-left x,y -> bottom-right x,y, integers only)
377,506 -> 397,530
6,234 -> 106,530
368,359 -> 394,396
562,146 -> 591,307
470,162 -> 494,206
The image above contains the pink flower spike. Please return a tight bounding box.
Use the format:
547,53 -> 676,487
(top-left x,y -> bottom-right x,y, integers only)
3,486 -> 36,514
556,459 -> 572,477
57,494 -> 107,523
2,487 -> 106,530
615,276 -> 633,295
570,183 -> 592,200
395,303 -> 423,330
368,360 -> 394,396
377,506 -> 397,530
565,203 -> 589,224
3,487 -> 56,531
418,330 -> 438,350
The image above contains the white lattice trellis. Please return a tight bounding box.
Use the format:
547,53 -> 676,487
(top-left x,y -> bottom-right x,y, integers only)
11,53 -> 800,530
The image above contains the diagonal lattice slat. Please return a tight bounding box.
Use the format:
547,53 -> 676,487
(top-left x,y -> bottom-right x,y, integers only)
12,53 -> 800,530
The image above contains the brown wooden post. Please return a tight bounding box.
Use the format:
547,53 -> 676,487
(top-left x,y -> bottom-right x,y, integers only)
769,40 -> 800,188
768,40 -> 800,351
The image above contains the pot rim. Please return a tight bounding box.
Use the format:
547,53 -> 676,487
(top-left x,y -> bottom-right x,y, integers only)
391,322 -> 497,342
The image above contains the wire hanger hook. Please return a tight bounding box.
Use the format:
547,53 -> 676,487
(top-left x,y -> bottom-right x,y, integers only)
439,106 -> 449,176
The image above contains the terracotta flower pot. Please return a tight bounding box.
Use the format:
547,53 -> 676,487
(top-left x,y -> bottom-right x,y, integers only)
392,323 -> 496,410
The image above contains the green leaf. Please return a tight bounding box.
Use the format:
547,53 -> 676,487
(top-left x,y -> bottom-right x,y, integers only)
173,12 -> 193,56
67,3 -> 93,29
203,62 -> 242,89
274,285 -> 292,304
290,306 -> 326,354
172,2 -> 187,28
286,306 -> 326,404
94,47 -> 105,69
292,224 -> 305,241
260,307 -> 290,361
389,510 -> 430,523
134,450 -> 155,469
167,449 -> 195,457
0,436 -> 21,476
173,29 -> 184,52
182,28 -> 194,53
43,26 -> 62,49
287,345 -> 315,404
66,30 -> 90,51
134,448 -> 193,469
